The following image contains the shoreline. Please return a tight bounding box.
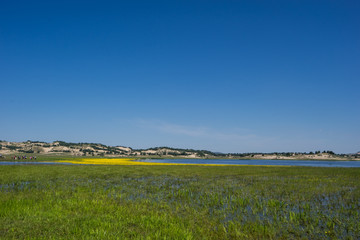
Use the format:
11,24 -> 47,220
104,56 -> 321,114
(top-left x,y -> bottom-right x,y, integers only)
1,155 -> 359,162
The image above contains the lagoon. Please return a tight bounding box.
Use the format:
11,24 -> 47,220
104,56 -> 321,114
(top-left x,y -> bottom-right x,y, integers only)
137,158 -> 360,167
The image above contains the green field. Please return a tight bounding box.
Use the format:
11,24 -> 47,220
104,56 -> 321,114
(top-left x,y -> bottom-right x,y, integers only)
1,164 -> 359,239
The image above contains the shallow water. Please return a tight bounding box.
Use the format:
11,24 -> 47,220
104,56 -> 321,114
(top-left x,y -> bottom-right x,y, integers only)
136,159 -> 360,167
1,167 -> 359,238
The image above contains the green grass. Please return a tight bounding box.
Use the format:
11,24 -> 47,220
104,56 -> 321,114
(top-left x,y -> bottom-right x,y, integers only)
1,154 -> 80,162
1,165 -> 359,239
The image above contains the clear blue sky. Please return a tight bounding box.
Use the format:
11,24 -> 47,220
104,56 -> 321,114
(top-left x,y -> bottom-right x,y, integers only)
1,0 -> 359,153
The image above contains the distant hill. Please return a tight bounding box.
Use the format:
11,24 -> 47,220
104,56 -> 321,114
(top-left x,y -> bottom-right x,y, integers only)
0,140 -> 214,158
0,140 -> 358,160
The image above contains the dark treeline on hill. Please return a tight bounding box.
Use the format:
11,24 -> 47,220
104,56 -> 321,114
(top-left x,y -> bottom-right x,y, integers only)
0,140 -> 358,160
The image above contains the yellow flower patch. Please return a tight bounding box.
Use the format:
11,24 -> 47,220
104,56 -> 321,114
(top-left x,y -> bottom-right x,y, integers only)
56,158 -> 232,166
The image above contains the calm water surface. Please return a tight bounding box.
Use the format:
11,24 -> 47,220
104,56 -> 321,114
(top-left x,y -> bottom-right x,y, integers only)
136,159 -> 360,167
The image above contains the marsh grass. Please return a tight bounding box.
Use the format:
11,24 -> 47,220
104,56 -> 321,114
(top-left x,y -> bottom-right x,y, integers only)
0,165 -> 359,239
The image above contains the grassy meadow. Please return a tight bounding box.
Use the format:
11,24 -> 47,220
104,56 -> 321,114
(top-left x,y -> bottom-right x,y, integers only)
0,163 -> 359,239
